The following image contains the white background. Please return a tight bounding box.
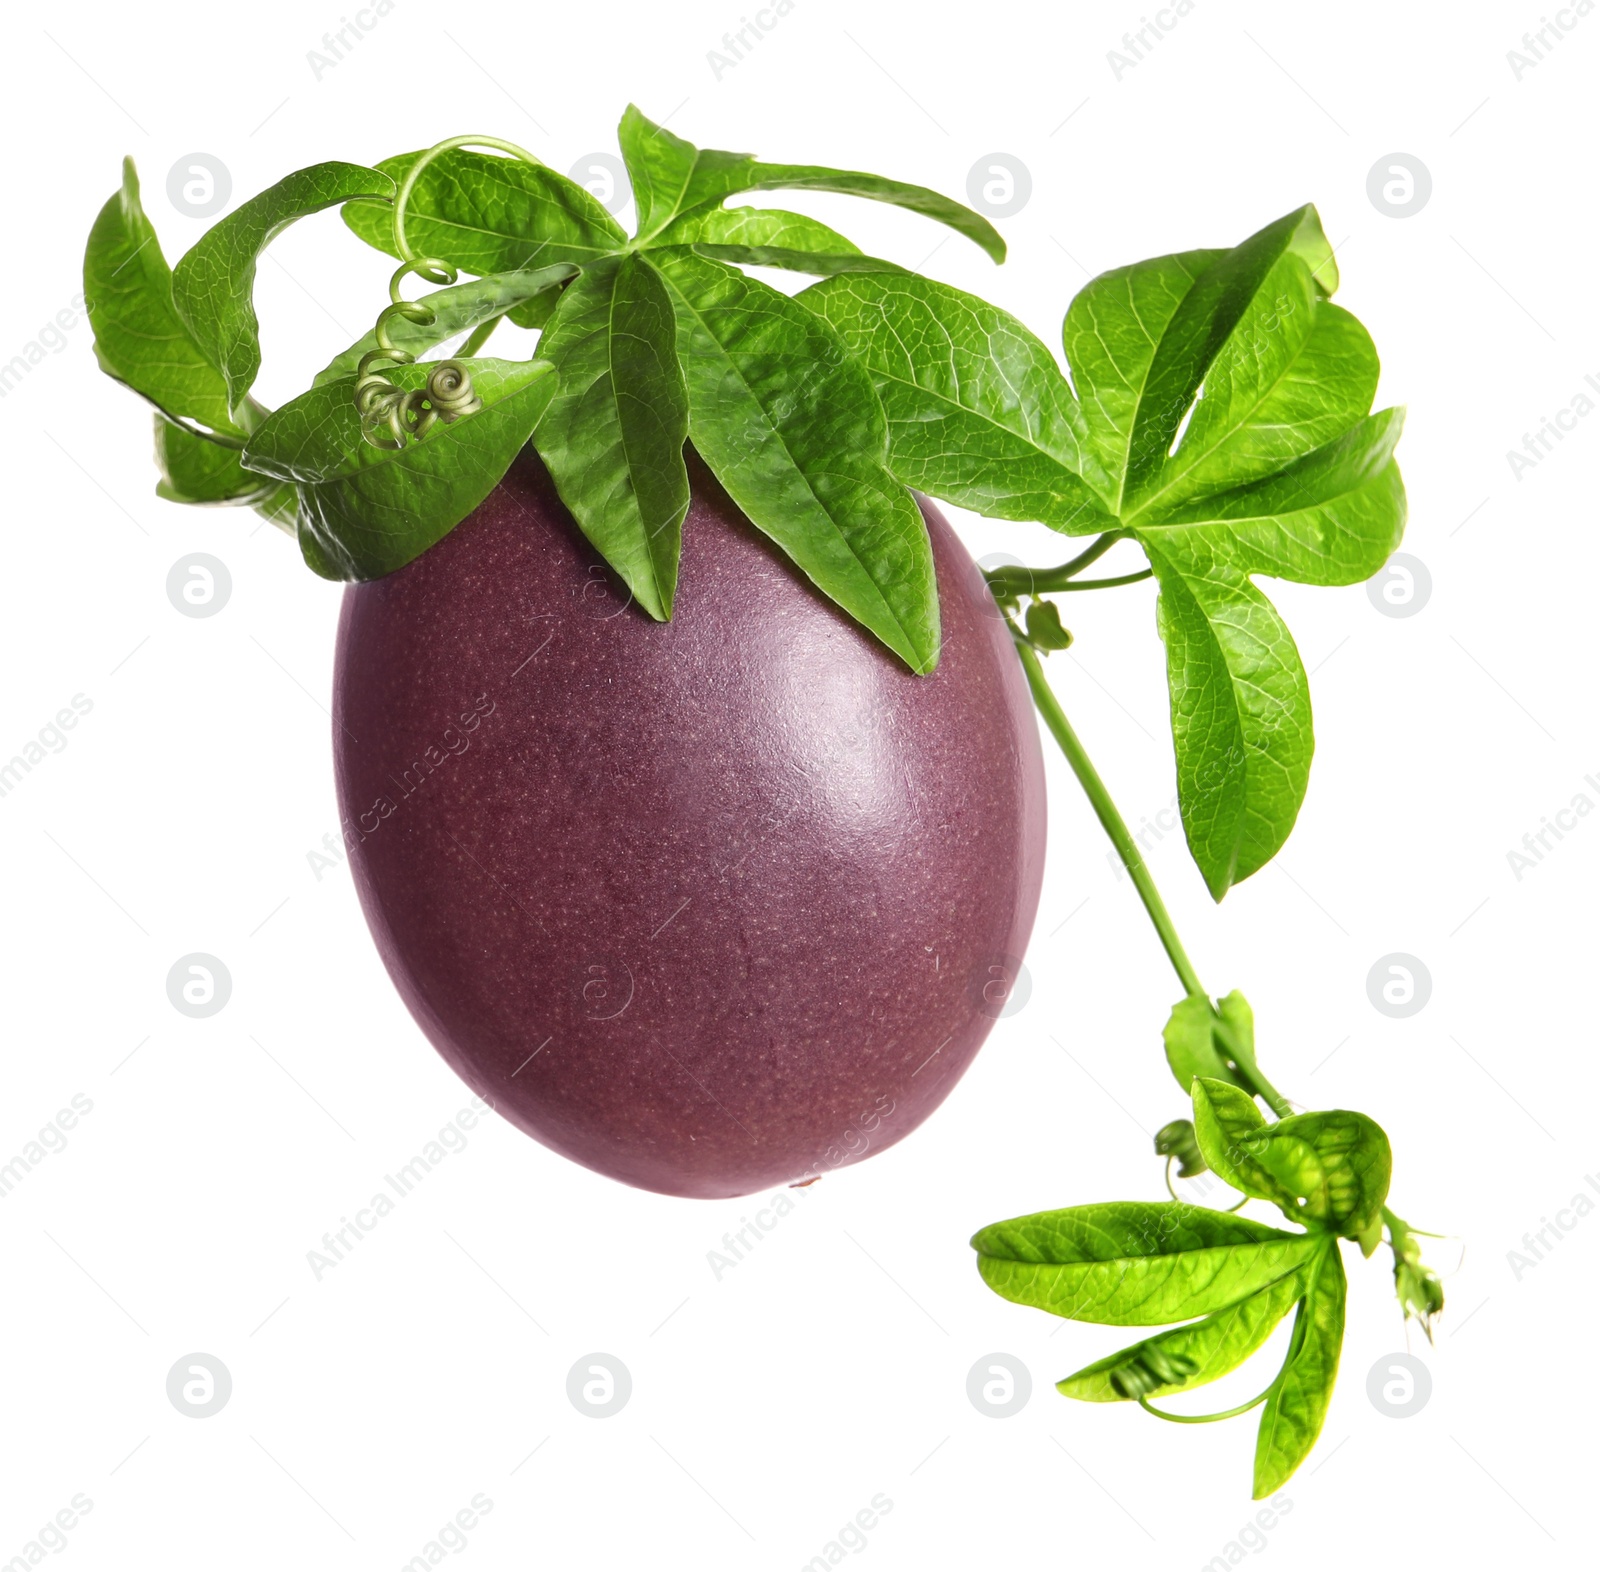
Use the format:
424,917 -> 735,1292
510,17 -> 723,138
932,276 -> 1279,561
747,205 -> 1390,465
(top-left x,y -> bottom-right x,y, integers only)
2,1 -> 1595,1567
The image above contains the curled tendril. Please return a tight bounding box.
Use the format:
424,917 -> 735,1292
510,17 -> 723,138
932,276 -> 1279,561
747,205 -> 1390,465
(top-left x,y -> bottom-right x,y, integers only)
354,262 -> 484,448
352,134 -> 541,448
1109,1347 -> 1199,1402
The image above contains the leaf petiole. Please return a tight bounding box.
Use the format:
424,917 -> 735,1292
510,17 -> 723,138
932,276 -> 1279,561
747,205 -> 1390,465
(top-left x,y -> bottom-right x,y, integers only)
985,531 -> 1126,595
1045,569 -> 1153,592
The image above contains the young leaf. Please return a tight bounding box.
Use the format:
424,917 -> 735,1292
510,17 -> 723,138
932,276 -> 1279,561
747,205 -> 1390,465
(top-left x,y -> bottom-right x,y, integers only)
1163,993 -> 1246,1092
531,254 -> 690,621
618,104 -> 1005,261
240,358 -> 556,580
650,248 -> 940,673
1057,1265 -> 1305,1403
1145,547 -> 1312,900
171,162 -> 394,419
83,159 -> 240,436
1254,1239 -> 1346,1497
341,149 -> 628,288
1024,599 -> 1073,651
1193,1079 -> 1394,1240
312,266 -> 577,387
1191,1077 -> 1277,1199
972,1201 -> 1320,1325
154,417 -> 272,505
802,273 -> 1114,530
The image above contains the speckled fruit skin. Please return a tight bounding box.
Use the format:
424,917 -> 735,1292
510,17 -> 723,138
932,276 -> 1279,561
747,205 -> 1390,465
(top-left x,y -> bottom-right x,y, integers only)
332,452 -> 1046,1198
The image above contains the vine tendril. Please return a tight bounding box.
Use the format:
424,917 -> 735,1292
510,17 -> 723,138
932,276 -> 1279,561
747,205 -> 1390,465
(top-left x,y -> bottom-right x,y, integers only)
353,135 -> 543,449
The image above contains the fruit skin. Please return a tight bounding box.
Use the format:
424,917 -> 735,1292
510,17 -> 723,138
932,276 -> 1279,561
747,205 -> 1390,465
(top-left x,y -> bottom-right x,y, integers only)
332,451 -> 1046,1198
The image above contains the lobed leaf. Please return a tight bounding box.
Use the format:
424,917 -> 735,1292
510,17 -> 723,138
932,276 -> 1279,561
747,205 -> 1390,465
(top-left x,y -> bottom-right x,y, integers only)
650,248 -> 940,673
802,273 -> 1114,531
531,254 -> 690,621
1142,409 -> 1406,586
972,1200 -> 1320,1326
241,357 -> 556,580
1253,1239 -> 1345,1497
172,161 -> 394,419
1116,206 -> 1338,502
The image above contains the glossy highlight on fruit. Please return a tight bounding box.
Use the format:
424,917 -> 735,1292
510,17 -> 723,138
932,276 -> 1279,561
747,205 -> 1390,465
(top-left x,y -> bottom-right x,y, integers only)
333,452 -> 1045,1198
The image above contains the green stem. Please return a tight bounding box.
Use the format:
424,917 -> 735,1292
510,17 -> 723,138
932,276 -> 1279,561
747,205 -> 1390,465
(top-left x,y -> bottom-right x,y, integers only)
458,313 -> 504,358
1013,638 -> 1204,999
1014,635 -> 1295,1119
986,532 -> 1126,595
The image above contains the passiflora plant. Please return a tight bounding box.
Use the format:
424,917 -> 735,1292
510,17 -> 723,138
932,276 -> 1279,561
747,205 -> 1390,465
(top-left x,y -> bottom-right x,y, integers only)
82,105 -> 1443,1497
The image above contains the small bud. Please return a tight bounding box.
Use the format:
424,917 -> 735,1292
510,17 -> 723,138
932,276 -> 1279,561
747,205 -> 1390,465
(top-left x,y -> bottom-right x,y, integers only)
1025,599 -> 1073,651
1154,1118 -> 1207,1178
1390,1218 -> 1446,1340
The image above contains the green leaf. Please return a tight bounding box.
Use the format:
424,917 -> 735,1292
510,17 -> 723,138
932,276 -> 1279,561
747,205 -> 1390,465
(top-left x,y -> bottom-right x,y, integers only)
154,417 -> 271,505
1119,206 -> 1338,503
801,273 -> 1114,531
617,103 -> 723,242
1163,993 -> 1246,1092
692,244 -> 905,278
1192,1077 -> 1275,1197
83,158 -> 240,435
971,1201 -> 1320,1326
1139,409 -> 1407,586
1062,247 -> 1223,512
171,161 -> 394,420
341,148 -> 628,283
530,255 -> 690,621
618,104 -> 1005,261
241,357 -> 556,580
1047,207 -> 1405,897
1146,547 -> 1312,900
312,266 -> 577,387
1193,1079 -> 1394,1240
1057,1266 -> 1305,1403
1254,1239 -> 1345,1497
1252,1110 -> 1392,1241
650,248 -> 940,673
659,205 -> 864,253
